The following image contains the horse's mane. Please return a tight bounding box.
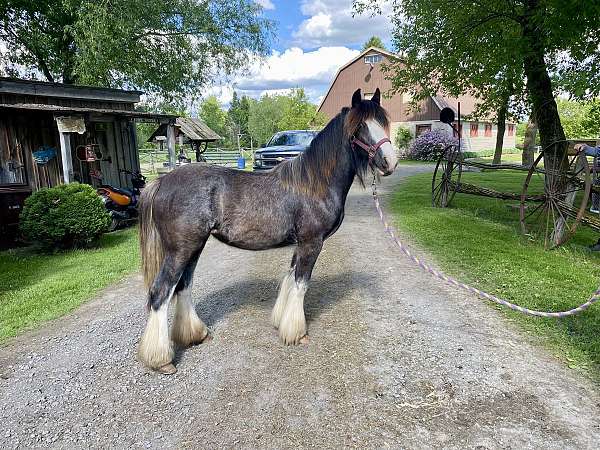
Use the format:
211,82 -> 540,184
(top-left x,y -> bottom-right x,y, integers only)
277,100 -> 390,197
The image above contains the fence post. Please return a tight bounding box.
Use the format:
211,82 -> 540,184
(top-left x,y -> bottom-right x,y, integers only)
166,122 -> 176,169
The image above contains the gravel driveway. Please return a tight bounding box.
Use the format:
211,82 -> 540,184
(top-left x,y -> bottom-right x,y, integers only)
1,164 -> 600,449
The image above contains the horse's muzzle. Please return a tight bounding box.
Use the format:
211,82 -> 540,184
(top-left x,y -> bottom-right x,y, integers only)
380,157 -> 398,176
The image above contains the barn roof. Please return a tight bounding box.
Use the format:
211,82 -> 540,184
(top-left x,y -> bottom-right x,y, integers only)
317,48 -> 507,123
317,47 -> 397,113
147,117 -> 221,143
431,95 -> 480,118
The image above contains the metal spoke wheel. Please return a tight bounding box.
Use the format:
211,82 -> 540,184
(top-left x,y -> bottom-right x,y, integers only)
520,145 -> 591,249
432,145 -> 462,208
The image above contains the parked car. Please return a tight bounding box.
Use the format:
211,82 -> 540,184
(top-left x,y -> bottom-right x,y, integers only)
253,130 -> 318,171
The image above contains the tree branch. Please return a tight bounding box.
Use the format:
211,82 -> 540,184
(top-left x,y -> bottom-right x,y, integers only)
2,27 -> 55,82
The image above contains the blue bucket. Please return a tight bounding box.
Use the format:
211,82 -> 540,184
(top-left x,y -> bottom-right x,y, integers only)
237,157 -> 246,169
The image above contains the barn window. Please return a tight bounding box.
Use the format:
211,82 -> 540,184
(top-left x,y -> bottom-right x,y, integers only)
470,123 -> 479,137
484,123 -> 493,137
364,54 -> 383,64
415,124 -> 431,136
508,124 -> 515,136
363,92 -> 374,100
0,131 -> 26,186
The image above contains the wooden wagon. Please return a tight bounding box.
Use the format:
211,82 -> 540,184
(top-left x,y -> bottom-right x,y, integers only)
431,111 -> 600,248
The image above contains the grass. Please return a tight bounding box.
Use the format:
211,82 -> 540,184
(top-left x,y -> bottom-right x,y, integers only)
468,153 -> 525,164
390,170 -> 600,378
0,228 -> 140,342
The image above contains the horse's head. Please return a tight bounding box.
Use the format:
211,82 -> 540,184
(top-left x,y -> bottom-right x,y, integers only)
345,88 -> 397,176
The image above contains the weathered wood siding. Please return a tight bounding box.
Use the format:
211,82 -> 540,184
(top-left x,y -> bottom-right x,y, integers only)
1,109 -> 140,193
0,109 -> 62,192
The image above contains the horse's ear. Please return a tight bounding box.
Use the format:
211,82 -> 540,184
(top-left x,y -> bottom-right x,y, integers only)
351,89 -> 362,108
372,88 -> 381,105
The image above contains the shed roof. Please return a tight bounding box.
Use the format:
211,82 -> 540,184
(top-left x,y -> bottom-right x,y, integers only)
0,77 -> 143,103
147,117 -> 221,143
0,102 -> 176,121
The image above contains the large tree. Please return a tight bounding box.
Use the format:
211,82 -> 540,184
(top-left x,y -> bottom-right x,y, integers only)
362,36 -> 386,51
0,0 -> 272,100
247,89 -> 327,145
199,96 -> 230,145
228,91 -> 252,147
354,0 -> 600,160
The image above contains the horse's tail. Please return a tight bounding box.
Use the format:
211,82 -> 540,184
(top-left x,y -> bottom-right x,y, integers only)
139,179 -> 164,291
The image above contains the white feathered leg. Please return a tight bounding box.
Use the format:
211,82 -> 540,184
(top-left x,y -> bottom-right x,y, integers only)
278,279 -> 307,345
171,286 -> 209,347
272,268 -> 295,328
138,289 -> 175,372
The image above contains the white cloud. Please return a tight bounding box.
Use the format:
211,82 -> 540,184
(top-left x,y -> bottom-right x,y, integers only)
255,0 -> 275,10
293,0 -> 392,48
211,46 -> 360,105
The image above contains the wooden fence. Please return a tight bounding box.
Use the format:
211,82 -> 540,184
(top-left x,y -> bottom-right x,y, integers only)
138,148 -> 254,176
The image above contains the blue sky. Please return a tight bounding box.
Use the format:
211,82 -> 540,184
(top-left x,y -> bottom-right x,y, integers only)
261,1 -> 301,52
210,0 -> 393,106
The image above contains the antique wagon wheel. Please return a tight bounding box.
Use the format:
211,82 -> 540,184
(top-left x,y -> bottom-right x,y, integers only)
432,145 -> 462,208
520,145 -> 591,249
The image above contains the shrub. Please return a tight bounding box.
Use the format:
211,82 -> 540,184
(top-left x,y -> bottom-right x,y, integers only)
394,125 -> 413,151
408,129 -> 458,161
20,183 -> 110,249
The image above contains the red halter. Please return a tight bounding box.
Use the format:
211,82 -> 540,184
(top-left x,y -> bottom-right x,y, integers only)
351,137 -> 391,161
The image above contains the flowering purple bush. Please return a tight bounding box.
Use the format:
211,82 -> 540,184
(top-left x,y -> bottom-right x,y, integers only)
408,129 -> 458,161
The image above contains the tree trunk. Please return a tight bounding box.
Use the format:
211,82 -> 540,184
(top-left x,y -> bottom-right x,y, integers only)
60,32 -> 77,84
61,52 -> 76,84
522,112 -> 537,168
493,102 -> 507,164
521,1 -> 566,156
521,0 -> 568,245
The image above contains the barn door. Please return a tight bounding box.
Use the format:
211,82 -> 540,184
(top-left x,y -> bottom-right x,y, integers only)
95,122 -> 119,186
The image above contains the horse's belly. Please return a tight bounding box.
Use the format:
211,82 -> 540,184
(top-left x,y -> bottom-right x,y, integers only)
211,225 -> 295,250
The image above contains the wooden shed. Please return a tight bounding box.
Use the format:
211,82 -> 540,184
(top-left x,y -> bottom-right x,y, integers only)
0,77 -> 176,244
148,117 -> 221,162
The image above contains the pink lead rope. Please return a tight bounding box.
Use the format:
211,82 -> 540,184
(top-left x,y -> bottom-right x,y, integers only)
371,178 -> 600,318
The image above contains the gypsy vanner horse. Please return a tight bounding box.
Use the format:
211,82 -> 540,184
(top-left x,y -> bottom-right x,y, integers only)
138,88 -> 397,374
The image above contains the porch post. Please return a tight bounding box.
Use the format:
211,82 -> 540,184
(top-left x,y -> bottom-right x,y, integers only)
59,132 -> 73,183
166,121 -> 176,169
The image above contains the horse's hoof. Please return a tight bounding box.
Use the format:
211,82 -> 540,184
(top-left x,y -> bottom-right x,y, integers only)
281,333 -> 309,346
157,363 -> 177,375
189,332 -> 211,347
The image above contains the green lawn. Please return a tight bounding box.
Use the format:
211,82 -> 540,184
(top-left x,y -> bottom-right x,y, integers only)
0,228 -> 140,342
390,170 -> 600,377
468,153 -> 525,164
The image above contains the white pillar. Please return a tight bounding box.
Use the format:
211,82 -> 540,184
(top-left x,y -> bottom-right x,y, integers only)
59,132 -> 73,184
166,123 -> 176,169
